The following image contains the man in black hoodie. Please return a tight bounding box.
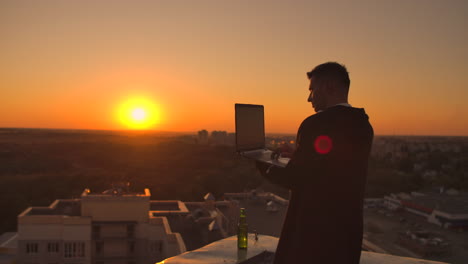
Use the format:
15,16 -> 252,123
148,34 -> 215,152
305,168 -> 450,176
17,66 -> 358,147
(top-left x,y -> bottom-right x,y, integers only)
257,62 -> 374,264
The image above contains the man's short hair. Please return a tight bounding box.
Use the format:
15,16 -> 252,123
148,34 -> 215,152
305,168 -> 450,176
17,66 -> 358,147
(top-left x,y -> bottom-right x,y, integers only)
307,62 -> 350,93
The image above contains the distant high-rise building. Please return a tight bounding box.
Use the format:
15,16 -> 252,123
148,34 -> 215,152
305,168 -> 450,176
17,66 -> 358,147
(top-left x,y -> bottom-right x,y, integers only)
197,130 -> 209,144
17,188 -> 186,264
210,131 -> 227,146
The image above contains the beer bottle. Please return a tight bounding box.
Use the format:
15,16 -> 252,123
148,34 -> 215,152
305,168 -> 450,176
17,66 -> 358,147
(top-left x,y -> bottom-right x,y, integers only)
237,208 -> 248,249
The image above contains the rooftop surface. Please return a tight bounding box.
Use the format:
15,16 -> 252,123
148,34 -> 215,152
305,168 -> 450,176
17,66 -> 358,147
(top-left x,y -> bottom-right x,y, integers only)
150,201 -> 182,211
158,234 -> 449,264
20,188 -> 152,217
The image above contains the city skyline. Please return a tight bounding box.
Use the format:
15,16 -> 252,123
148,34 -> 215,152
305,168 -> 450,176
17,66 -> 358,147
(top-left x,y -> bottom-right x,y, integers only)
1,0 -> 467,135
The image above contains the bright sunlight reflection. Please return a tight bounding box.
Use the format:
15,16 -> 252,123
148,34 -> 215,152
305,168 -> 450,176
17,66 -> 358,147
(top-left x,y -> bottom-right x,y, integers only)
117,97 -> 160,129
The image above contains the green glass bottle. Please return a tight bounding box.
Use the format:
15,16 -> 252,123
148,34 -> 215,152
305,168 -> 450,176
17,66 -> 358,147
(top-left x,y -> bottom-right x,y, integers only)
237,208 -> 248,249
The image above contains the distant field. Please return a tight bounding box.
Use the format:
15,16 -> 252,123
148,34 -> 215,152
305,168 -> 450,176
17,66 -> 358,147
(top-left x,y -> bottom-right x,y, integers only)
0,128 -> 273,234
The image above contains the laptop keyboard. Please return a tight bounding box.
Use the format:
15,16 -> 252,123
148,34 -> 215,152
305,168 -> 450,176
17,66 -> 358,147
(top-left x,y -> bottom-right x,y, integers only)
243,150 -> 273,160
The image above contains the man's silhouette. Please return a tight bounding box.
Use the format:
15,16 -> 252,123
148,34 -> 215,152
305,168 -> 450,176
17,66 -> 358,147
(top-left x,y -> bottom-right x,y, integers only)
257,62 -> 373,264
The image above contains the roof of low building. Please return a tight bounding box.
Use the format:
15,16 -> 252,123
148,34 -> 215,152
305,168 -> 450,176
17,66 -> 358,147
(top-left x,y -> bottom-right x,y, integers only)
402,193 -> 468,215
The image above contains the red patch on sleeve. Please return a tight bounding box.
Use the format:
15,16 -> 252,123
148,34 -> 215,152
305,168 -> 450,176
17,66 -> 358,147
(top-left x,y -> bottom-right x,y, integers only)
314,135 -> 333,154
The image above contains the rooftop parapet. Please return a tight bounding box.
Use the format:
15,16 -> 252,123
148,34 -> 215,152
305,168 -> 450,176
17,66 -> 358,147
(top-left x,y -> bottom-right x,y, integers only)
18,199 -> 81,217
150,200 -> 190,216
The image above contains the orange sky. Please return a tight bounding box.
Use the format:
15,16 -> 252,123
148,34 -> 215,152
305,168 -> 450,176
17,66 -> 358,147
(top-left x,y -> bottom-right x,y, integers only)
1,0 -> 467,135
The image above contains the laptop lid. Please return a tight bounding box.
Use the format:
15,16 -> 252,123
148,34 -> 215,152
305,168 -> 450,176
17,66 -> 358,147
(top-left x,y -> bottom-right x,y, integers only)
235,103 -> 266,152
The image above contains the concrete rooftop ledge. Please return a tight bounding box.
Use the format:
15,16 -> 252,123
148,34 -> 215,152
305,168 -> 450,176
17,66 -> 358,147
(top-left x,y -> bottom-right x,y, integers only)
158,234 -> 448,264
361,251 -> 447,264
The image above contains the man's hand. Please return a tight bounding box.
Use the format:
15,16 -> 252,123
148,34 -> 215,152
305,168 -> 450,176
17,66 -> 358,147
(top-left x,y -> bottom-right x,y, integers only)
256,161 -> 270,177
275,143 -> 294,158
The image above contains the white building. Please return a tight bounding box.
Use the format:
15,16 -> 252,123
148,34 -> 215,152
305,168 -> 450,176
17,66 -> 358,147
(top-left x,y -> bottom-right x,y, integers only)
17,188 -> 186,264
383,191 -> 468,229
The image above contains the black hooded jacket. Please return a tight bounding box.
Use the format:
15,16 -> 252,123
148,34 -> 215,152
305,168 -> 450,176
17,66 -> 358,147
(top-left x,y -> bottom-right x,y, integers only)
265,105 -> 374,264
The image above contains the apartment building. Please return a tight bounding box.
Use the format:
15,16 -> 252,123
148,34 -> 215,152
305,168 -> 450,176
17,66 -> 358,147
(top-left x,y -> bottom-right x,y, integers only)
17,188 -> 186,264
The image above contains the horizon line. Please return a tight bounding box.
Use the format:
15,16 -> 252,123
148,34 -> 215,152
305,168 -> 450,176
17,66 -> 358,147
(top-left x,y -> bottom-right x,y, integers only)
0,126 -> 467,138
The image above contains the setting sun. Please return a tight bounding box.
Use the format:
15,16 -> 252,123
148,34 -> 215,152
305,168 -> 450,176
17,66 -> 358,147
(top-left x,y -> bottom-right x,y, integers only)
131,108 -> 147,121
117,97 -> 160,130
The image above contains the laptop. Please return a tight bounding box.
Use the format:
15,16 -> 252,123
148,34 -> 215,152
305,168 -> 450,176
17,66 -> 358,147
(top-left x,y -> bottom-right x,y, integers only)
235,103 -> 289,168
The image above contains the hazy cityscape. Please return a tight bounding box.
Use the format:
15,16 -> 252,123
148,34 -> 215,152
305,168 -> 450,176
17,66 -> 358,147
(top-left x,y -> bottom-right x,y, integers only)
0,128 -> 467,263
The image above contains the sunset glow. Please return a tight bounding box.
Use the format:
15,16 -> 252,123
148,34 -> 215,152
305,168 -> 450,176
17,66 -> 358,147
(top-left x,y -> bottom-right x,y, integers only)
117,97 -> 160,130
0,1 -> 467,135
